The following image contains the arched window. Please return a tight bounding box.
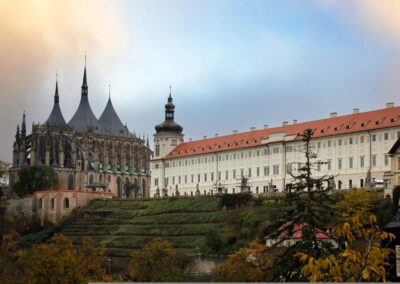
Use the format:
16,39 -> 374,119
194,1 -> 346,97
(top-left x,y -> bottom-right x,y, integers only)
39,198 -> 43,209
51,198 -> 55,210
63,198 -> 69,209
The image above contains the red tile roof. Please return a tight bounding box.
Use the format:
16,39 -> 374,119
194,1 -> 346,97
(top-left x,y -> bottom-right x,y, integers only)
265,222 -> 334,240
163,106 -> 400,160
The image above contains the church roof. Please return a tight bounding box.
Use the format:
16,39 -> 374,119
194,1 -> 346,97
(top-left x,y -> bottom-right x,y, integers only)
99,97 -> 130,137
44,80 -> 69,128
68,67 -> 103,133
162,105 -> 400,160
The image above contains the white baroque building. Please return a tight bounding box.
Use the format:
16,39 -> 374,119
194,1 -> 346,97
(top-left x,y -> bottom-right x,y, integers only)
151,97 -> 400,197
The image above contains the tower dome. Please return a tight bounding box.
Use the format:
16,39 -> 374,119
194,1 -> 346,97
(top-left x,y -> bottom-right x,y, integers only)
155,90 -> 183,134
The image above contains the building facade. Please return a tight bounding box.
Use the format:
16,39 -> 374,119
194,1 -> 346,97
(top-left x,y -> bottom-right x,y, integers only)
9,65 -> 151,198
151,101 -> 400,197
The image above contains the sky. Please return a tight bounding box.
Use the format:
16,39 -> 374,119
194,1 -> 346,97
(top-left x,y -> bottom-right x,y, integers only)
1,0 -> 400,162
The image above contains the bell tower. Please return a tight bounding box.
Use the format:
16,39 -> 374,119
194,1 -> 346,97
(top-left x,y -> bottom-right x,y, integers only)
154,86 -> 184,158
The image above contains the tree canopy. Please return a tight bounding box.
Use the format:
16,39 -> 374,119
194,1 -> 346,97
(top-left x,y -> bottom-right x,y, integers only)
13,165 -> 56,197
128,238 -> 187,282
296,189 -> 395,282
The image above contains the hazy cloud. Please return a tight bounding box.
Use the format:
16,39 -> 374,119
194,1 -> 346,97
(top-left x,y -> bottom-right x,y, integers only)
0,0 -> 126,161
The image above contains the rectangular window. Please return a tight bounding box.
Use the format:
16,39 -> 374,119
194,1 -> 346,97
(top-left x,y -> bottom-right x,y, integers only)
256,167 -> 260,177
154,164 -> 159,169
197,174 -> 200,183
349,157 -> 354,169
360,136 -> 364,143
360,156 -> 365,168
155,145 -> 160,156
185,175 -> 187,183
385,155 -> 389,166
349,138 -> 353,145
372,134 -> 376,142
327,159 -> 332,171
165,178 -> 169,186
241,169 -> 244,177
191,174 -> 194,183
317,142 -> 321,149
211,172 -> 214,182
264,166 -> 270,176
178,176 -> 181,184
338,139 -> 342,146
233,169 -> 236,179
204,173 -> 207,182
338,158 -> 343,170
218,171 -> 221,180
384,133 -> 389,141
372,155 -> 377,167
248,168 -> 252,177
154,178 -> 159,186
225,170 -> 229,180
273,165 -> 279,175
273,147 -> 280,154
328,140 -> 332,147
172,177 -> 175,185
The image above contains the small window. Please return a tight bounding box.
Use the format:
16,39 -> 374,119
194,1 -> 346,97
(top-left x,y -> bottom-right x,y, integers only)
51,198 -> 55,210
39,198 -> 43,209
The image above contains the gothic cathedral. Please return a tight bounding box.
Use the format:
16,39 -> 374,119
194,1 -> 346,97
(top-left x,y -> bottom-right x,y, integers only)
9,64 -> 152,198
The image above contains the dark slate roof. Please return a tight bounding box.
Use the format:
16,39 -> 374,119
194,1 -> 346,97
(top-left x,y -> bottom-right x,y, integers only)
155,120 -> 183,134
68,67 -> 103,133
44,81 -> 69,128
99,98 -> 130,136
68,95 -> 103,133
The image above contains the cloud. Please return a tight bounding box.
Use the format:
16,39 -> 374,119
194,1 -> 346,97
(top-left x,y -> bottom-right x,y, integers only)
315,0 -> 400,42
0,0 -> 127,161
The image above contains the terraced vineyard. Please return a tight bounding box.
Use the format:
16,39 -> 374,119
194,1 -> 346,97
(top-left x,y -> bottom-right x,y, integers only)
61,197 -> 231,263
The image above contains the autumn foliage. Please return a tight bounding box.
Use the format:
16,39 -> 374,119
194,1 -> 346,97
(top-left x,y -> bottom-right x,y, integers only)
296,189 -> 395,282
212,240 -> 281,281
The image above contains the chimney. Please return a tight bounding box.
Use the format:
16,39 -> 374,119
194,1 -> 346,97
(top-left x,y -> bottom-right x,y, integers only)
353,108 -> 360,114
215,133 -> 219,137
293,119 -> 298,125
282,121 -> 288,126
386,102 -> 395,108
203,135 -> 207,139
330,112 -> 337,118
263,124 -> 269,129
233,130 -> 238,134
250,127 -> 256,131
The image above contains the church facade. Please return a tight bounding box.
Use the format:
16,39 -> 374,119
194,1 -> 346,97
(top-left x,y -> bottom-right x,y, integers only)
151,100 -> 400,197
9,65 -> 151,198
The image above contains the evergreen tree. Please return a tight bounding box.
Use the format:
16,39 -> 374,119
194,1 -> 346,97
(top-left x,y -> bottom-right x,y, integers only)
271,129 -> 336,281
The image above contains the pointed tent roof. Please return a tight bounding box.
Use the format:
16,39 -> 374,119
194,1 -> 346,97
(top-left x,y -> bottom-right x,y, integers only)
68,66 -> 103,133
99,96 -> 130,136
44,80 -> 69,128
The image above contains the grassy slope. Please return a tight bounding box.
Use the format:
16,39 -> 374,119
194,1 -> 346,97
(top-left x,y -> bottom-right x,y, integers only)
60,196 -> 280,265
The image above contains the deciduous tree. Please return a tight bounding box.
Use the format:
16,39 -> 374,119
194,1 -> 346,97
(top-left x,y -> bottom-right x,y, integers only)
296,189 -> 395,282
212,240 -> 280,282
13,165 -> 56,197
19,234 -> 110,283
127,238 -> 187,282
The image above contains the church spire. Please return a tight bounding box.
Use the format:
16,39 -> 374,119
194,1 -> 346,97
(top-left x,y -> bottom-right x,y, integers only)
81,53 -> 88,97
54,73 -> 59,104
21,111 -> 26,137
